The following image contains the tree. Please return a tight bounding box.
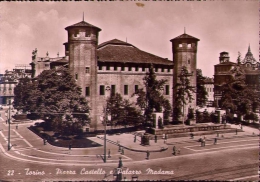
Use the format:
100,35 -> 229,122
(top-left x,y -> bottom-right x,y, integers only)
106,93 -> 142,127
196,69 -> 208,107
14,77 -> 33,113
173,66 -> 195,124
21,67 -> 90,135
220,64 -> 259,121
135,64 -> 172,125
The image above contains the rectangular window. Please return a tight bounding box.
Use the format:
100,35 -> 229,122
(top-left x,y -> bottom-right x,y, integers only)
155,67 -> 158,72
85,87 -> 90,97
85,32 -> 90,37
142,67 -> 145,72
135,66 -> 138,71
124,85 -> 128,95
165,85 -> 169,95
168,68 -> 171,72
161,68 -> 164,72
98,65 -> 102,70
111,85 -> 116,96
114,65 -> 117,71
128,66 -> 132,71
121,66 -> 125,71
75,73 -> 78,80
86,67 -> 90,73
74,30 -> 79,37
106,65 -> 110,70
100,85 -> 105,95
135,85 -> 139,93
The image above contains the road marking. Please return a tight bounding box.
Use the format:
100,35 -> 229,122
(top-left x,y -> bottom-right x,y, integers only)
15,150 -> 132,163
185,143 -> 258,152
229,175 -> 259,181
185,138 -> 259,148
12,129 -> 33,147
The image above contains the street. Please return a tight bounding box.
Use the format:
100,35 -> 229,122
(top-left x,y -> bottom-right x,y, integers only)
0,109 -> 259,181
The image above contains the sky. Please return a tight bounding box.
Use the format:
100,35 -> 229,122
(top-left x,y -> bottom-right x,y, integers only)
0,1 -> 258,77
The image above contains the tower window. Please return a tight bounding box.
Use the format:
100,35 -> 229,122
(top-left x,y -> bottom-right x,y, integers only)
106,65 -> 110,70
135,66 -> 138,71
121,66 -> 125,71
128,66 -> 132,71
85,87 -> 90,97
114,65 -> 117,71
111,85 -> 116,96
168,68 -> 171,72
165,85 -> 169,95
86,67 -> 90,73
74,30 -> 79,37
75,73 -> 78,80
124,85 -> 128,95
142,67 -> 145,72
155,67 -> 158,72
187,44 -> 192,48
85,32 -> 90,37
100,85 -> 105,95
162,68 -> 164,72
98,65 -> 102,70
179,44 -> 183,47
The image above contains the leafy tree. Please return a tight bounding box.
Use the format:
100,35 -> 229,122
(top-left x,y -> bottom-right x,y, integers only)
106,93 -> 142,127
196,69 -> 208,107
24,67 -> 90,135
173,66 -> 195,124
220,64 -> 259,120
135,64 -> 172,125
14,77 -> 33,113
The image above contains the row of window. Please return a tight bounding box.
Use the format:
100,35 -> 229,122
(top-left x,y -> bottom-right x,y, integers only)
206,87 -> 214,92
85,85 -> 170,97
93,66 -> 172,73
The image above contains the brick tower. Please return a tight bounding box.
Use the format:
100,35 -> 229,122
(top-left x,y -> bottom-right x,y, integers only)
65,20 -> 101,130
170,31 -> 200,123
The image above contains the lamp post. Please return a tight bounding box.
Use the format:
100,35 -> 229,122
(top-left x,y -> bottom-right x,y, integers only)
100,107 -> 111,163
5,99 -> 13,150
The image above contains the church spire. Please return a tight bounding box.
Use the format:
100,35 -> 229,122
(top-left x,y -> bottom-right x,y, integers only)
184,27 -> 186,34
248,44 -> 251,53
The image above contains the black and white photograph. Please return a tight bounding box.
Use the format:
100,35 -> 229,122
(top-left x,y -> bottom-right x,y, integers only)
0,1 -> 259,181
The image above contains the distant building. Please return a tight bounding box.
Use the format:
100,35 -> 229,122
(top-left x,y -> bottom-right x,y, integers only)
0,65 -> 32,105
214,47 -> 260,108
203,77 -> 214,106
31,19 -> 200,129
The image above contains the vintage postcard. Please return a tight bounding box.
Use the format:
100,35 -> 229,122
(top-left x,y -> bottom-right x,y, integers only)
0,1 -> 259,181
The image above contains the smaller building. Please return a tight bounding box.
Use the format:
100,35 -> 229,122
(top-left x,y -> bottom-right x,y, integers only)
0,65 -> 32,105
203,77 -> 214,107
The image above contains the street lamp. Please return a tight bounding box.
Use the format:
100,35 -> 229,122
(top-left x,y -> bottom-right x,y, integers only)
5,99 -> 13,150
100,107 -> 111,163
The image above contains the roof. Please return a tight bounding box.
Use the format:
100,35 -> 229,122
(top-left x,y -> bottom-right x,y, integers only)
204,77 -> 214,83
215,61 -> 237,66
170,33 -> 200,42
65,21 -> 101,31
97,39 -> 173,65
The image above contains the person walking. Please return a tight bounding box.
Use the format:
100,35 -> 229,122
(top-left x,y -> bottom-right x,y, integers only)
172,146 -> 176,155
108,149 -> 111,158
154,135 -> 157,143
214,138 -> 217,145
69,143 -> 72,150
146,150 -> 150,160
16,124 -> 18,130
121,148 -> 124,155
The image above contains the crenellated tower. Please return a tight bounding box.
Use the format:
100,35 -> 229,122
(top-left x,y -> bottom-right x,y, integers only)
65,20 -> 101,130
170,31 -> 200,123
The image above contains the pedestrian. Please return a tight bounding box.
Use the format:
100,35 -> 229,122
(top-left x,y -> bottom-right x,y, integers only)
154,135 -> 157,143
108,149 -> 111,158
121,148 -> 124,155
69,143 -> 72,150
165,134 -> 168,140
190,133 -> 194,139
241,125 -> 243,130
146,150 -> 150,160
43,139 -> 46,145
16,124 -> 18,130
214,138 -> 217,145
203,139 -> 206,147
236,129 -> 238,135
172,146 -> 176,155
